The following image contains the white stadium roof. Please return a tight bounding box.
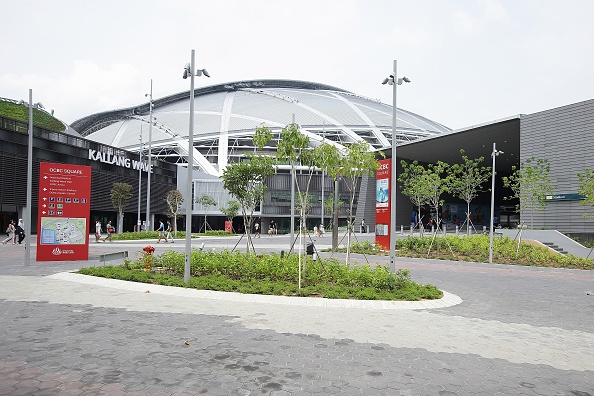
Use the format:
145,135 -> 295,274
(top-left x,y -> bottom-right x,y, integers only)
73,80 -> 450,176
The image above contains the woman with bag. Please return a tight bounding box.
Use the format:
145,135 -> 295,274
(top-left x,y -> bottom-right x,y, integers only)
3,220 -> 16,245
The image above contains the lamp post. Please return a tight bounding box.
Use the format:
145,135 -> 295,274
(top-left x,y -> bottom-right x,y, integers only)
137,128 -> 143,231
382,60 -> 411,272
182,49 -> 210,283
489,143 -> 504,263
145,80 -> 154,232
25,89 -> 34,266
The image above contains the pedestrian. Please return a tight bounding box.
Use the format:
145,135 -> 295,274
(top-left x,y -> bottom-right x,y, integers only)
319,223 -> 324,237
104,220 -> 114,242
3,220 -> 15,245
166,220 -> 174,243
360,219 -> 366,233
157,220 -> 166,243
95,220 -> 102,242
313,225 -> 318,237
254,220 -> 260,238
16,219 -> 25,244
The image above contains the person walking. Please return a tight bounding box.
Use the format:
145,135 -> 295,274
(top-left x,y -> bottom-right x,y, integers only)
157,220 -> 166,243
3,220 -> 15,245
104,220 -> 114,242
95,220 -> 102,242
254,220 -> 260,238
360,219 -> 366,234
166,220 -> 174,243
16,219 -> 25,244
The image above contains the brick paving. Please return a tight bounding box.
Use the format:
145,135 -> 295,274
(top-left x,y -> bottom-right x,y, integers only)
0,234 -> 593,395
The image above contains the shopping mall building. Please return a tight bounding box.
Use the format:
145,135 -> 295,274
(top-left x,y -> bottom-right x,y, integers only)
1,80 -> 593,236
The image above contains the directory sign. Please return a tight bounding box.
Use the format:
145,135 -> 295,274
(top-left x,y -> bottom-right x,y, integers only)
375,158 -> 391,250
37,162 -> 92,261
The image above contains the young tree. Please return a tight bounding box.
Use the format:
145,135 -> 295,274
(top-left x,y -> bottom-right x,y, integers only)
219,200 -> 240,233
503,157 -> 554,229
165,189 -> 184,236
195,193 -> 217,232
577,168 -> 594,219
221,126 -> 276,254
449,149 -> 491,235
424,161 -> 450,231
337,141 -> 381,263
399,160 -> 431,235
110,182 -> 132,233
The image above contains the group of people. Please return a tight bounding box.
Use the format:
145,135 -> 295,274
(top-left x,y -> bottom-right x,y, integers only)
3,219 -> 25,245
95,220 -> 115,242
252,220 -> 279,238
157,220 -> 174,243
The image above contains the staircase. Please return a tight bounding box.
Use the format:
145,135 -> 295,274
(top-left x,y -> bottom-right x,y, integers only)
542,242 -> 568,255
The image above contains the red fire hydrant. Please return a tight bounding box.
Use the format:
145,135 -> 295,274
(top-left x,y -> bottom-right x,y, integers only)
143,245 -> 155,271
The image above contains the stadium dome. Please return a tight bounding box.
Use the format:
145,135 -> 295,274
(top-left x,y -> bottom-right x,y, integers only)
73,79 -> 450,176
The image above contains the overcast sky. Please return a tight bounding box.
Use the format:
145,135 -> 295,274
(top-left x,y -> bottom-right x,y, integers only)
2,0 -> 593,130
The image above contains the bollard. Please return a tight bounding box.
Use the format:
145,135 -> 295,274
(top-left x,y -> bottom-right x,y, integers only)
456,225 -> 459,235
280,250 -> 285,259
410,224 -> 414,236
483,225 -> 487,234
313,252 -> 317,261
431,225 -> 435,234
401,225 -> 404,235
442,223 -> 447,235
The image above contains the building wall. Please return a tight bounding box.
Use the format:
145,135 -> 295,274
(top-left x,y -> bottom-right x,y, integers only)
0,120 -> 178,233
520,99 -> 594,232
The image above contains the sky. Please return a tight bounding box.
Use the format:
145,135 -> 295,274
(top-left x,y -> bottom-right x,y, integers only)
2,0 -> 593,130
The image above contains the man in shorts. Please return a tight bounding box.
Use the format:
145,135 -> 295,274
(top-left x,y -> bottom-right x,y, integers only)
157,220 -> 166,243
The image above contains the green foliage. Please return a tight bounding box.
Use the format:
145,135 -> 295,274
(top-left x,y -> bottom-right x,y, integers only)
78,251 -> 442,301
425,161 -> 450,227
399,160 -> 431,227
503,157 -> 554,228
577,168 -> 594,219
391,235 -> 593,269
110,182 -> 132,212
0,99 -> 66,132
109,230 -> 193,240
195,193 -> 217,207
203,230 -> 234,236
219,200 -> 240,221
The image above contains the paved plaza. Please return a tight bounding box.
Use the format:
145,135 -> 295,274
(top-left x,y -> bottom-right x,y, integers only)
0,233 -> 593,395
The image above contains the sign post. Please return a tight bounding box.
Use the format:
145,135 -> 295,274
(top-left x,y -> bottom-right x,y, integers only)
375,159 -> 391,250
37,162 -> 92,261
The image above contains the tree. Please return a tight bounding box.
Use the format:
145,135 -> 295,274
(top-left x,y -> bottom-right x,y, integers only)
110,182 -> 132,233
219,200 -> 240,232
502,157 -> 554,229
449,149 -> 491,235
221,126 -> 276,253
195,193 -> 217,232
165,189 -> 184,236
577,168 -> 594,219
336,141 -> 381,263
399,160 -> 431,235
424,161 -> 450,231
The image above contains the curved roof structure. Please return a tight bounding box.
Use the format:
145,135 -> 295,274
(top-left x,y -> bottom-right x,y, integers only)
74,79 -> 450,176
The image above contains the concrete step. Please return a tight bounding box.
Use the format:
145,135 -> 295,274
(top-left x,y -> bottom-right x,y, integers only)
542,242 -> 567,255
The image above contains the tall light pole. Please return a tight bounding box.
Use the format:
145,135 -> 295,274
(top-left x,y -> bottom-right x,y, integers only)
25,89 -> 34,266
137,127 -> 143,231
145,80 -> 154,232
489,143 -> 504,263
382,60 -> 411,272
182,49 -> 210,283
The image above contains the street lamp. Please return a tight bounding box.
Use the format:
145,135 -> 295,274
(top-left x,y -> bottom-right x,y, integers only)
182,49 -> 210,283
489,143 -> 504,263
145,80 -> 154,232
137,129 -> 143,231
382,60 -> 411,272
24,91 -> 44,266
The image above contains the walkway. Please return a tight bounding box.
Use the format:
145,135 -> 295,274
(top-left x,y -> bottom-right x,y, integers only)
0,233 -> 593,395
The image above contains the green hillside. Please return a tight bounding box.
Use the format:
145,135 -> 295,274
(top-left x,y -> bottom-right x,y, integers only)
0,99 -> 66,132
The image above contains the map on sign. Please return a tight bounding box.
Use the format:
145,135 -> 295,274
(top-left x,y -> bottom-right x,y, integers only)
39,217 -> 87,245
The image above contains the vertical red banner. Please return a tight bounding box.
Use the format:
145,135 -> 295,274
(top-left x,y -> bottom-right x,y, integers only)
375,158 -> 391,250
37,162 -> 92,261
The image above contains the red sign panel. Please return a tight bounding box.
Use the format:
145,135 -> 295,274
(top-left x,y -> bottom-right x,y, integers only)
375,158 -> 391,250
37,162 -> 92,261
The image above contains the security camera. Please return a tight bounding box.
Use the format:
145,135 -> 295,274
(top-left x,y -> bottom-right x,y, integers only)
202,69 -> 210,78
381,77 -> 389,85
402,76 -> 411,83
183,69 -> 188,79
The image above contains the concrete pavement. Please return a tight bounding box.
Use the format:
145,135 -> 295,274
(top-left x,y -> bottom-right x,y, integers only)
1,233 -> 593,395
